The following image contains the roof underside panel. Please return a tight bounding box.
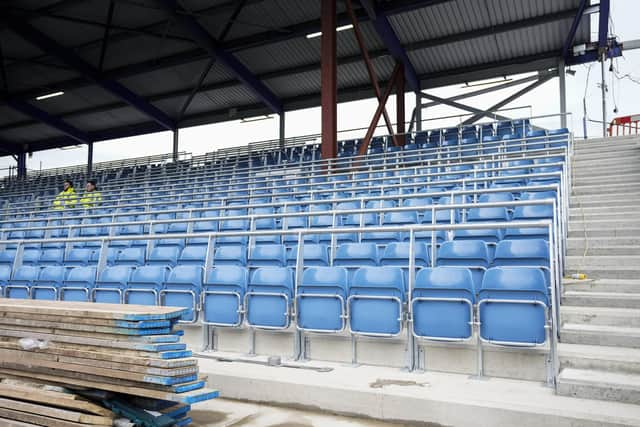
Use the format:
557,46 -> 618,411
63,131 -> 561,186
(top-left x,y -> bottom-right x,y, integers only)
0,0 -> 598,153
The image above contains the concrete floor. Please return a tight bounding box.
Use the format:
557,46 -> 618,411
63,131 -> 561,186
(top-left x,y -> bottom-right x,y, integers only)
189,398 -> 417,427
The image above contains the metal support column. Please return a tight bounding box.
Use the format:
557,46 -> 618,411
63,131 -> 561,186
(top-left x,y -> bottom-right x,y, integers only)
558,60 -> 568,128
87,142 -> 94,177
173,129 -> 179,162
279,112 -> 285,151
600,53 -> 607,137
396,63 -> 406,145
320,0 -> 337,161
415,92 -> 422,132
16,152 -> 26,179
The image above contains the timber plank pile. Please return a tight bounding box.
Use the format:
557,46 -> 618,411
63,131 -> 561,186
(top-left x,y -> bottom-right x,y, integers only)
0,299 -> 218,426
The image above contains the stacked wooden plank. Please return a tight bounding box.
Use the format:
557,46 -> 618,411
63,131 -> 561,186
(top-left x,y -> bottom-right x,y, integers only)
0,299 -> 218,426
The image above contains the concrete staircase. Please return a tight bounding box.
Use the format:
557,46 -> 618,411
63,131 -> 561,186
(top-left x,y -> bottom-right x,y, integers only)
558,135 -> 640,404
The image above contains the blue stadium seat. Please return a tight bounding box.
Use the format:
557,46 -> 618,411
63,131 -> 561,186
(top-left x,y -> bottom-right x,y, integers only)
65,248 -> 94,266
125,265 -> 169,306
246,267 -> 294,329
39,248 -> 64,266
148,246 -> 180,267
32,266 -> 67,300
436,240 -> 490,292
218,218 -> 249,246
22,248 -> 41,266
203,266 -> 248,326
61,266 -> 96,302
297,267 -> 349,332
94,265 -> 132,304
6,265 -> 40,299
479,268 -> 549,345
0,265 -> 11,296
380,242 -> 430,267
505,205 -> 554,240
179,245 -> 208,266
248,244 -> 287,267
493,239 -> 550,285
161,265 -> 203,322
547,128 -> 569,147
348,267 -> 405,336
115,247 -> 146,267
214,245 -> 247,266
455,207 -> 509,245
333,243 -> 379,267
286,244 -> 329,267
412,267 -> 475,340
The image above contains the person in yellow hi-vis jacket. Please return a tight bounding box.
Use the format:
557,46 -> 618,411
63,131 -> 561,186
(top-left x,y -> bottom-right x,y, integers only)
80,180 -> 102,209
53,179 -> 77,210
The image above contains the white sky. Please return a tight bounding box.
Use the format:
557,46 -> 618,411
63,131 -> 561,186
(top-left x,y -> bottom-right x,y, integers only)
2,0 -> 640,174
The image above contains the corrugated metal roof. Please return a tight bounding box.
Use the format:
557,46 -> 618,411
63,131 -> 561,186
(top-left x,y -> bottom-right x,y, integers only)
0,0 -> 599,153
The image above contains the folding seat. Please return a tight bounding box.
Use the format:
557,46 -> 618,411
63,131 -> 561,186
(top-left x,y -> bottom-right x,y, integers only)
348,267 -> 405,336
0,265 -> 11,296
501,134 -> 522,152
455,207 -> 509,247
286,244 -> 329,267
248,244 -> 287,267
39,248 -> 64,266
333,243 -> 379,267
218,218 -> 249,246
478,192 -> 514,204
533,156 -> 565,174
412,267 -> 475,340
496,122 -> 512,138
460,137 -> 479,156
426,131 -> 440,148
505,205 -> 554,241
31,266 -> 67,300
190,216 -> 219,246
214,245 -> 247,266
478,267 -> 549,345
362,211 -> 417,245
5,265 -> 40,298
547,128 -> 569,148
380,242 -> 430,267
492,239 -> 550,285
481,135 -> 501,154
497,159 -> 533,186
148,246 -> 180,267
179,245 -> 208,266
159,265 -> 203,322
114,247 -> 146,267
125,265 -> 170,306
245,267 -> 294,329
65,248 -> 95,266
436,240 -> 490,292
202,266 -> 248,326
21,248 -> 41,266
525,130 -> 547,150
296,267 -> 348,332
93,265 -> 132,304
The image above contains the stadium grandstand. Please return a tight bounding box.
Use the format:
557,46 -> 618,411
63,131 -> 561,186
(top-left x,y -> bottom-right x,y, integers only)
0,0 -> 639,425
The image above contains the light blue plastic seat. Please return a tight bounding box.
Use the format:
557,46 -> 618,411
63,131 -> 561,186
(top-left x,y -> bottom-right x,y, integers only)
297,267 -> 348,332
380,242 -> 430,267
31,266 -> 67,300
479,267 -> 549,345
125,265 -> 170,306
148,246 -> 180,267
115,247 -> 146,267
214,245 -> 247,266
6,265 -> 40,299
248,244 -> 287,267
333,243 -> 379,267
412,267 -> 475,340
437,240 -> 490,292
39,248 -> 65,266
245,267 -> 294,329
455,207 -> 509,246
179,245 -> 207,266
348,267 -> 405,336
94,265 -> 132,304
65,248 -> 95,266
505,205 -> 554,240
203,266 -> 248,326
61,266 -> 96,301
286,244 -> 329,267
161,265 -> 203,322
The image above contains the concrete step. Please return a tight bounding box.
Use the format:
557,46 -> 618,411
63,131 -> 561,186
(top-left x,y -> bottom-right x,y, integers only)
567,237 -> 640,249
564,267 -> 640,280
568,228 -> 640,238
567,246 -> 640,256
568,220 -> 640,231
573,158 -> 640,169
560,305 -> 640,327
569,212 -> 636,221
562,278 -> 640,293
559,343 -> 640,374
572,182 -> 640,195
557,368 -> 640,405
570,195 -> 640,208
563,291 -> 640,308
574,150 -> 640,162
574,173 -> 640,186
566,255 -> 640,268
569,205 -> 640,215
560,323 -> 640,348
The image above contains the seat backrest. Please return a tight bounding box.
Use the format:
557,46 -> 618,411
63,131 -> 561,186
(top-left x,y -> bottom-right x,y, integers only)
480,267 -> 548,301
0,265 -> 12,281
40,248 -> 64,264
478,193 -> 514,203
333,243 -> 378,266
248,244 -> 287,267
98,266 -> 132,285
512,205 -> 553,220
414,267 -> 475,301
166,265 -> 203,286
66,248 -> 94,264
249,267 -> 293,295
12,265 -> 40,281
350,267 -> 405,299
301,267 -> 348,293
65,266 -> 97,285
205,265 -> 248,289
383,211 -> 418,225
286,244 -> 329,267
437,241 -> 489,268
148,246 -> 180,265
130,265 -> 169,286
493,239 -> 549,267
179,245 -> 208,264
467,207 -> 509,222
116,247 -> 146,266
380,242 -> 430,267
38,266 -> 67,283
